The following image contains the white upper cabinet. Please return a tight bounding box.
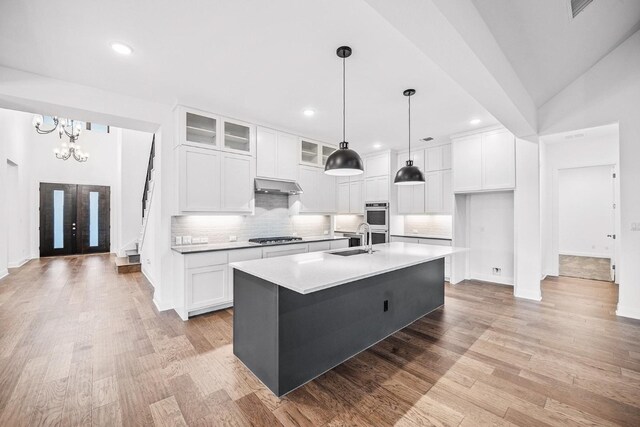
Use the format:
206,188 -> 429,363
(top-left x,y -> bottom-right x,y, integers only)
481,130 -> 516,190
182,108 -> 219,149
179,146 -> 254,214
256,127 -> 298,181
365,175 -> 389,202
337,178 -> 363,214
426,144 -> 452,171
222,118 -> 254,155
337,182 -> 350,213
452,128 -> 515,193
365,152 -> 391,178
425,171 -> 443,212
452,135 -> 483,192
221,153 -> 254,213
299,139 -> 337,168
179,146 -> 222,212
296,166 -> 336,213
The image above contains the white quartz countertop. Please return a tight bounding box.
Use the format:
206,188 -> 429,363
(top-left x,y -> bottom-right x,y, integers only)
230,242 -> 466,294
172,235 -> 348,254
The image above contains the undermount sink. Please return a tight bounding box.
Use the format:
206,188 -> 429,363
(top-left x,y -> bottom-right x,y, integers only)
329,249 -> 375,256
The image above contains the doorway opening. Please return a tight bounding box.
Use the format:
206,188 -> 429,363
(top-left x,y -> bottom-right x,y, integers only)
557,165 -> 616,282
39,182 -> 110,257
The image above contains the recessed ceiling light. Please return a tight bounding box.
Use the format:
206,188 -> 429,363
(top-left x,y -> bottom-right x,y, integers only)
111,42 -> 133,55
469,118 -> 481,125
303,109 -> 315,117
373,143 -> 382,149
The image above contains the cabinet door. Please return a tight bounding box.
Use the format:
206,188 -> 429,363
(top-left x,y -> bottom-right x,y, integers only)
364,178 -> 377,202
300,139 -> 320,166
256,127 -> 277,178
365,152 -> 390,177
377,176 -> 389,201
321,173 -> 337,213
452,135 -> 482,192
321,144 -> 337,169
183,109 -> 219,149
337,182 -> 350,214
482,130 -> 515,190
442,170 -> 453,214
222,118 -> 254,155
221,153 -> 254,212
426,146 -> 443,172
425,171 -> 443,213
297,166 -> 318,212
349,181 -> 363,214
442,144 -> 452,169
180,146 -> 221,212
187,264 -> 228,310
277,132 -> 299,181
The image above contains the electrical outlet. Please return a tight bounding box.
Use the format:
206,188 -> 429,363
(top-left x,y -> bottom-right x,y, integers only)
492,267 -> 502,275
323,229 -> 329,235
202,237 -> 209,244
632,222 -> 640,231
229,235 -> 237,242
175,236 -> 182,245
183,235 -> 192,245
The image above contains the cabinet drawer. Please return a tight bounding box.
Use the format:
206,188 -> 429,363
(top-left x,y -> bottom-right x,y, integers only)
228,247 -> 263,262
308,241 -> 331,252
262,243 -> 308,258
391,236 -> 419,244
185,251 -> 228,269
330,239 -> 349,250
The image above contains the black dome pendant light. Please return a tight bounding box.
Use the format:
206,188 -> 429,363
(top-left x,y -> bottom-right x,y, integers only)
394,89 -> 425,185
324,46 -> 364,176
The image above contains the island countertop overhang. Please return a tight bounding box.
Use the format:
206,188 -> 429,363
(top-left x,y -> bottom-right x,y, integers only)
230,242 -> 465,295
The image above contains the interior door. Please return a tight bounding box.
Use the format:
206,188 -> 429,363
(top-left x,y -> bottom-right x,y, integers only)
609,166 -> 616,281
76,185 -> 111,254
39,183 -> 78,257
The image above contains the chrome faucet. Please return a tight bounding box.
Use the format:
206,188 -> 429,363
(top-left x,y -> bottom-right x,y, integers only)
356,222 -> 374,254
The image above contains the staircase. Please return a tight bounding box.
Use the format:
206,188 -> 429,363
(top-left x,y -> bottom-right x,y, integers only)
116,135 -> 155,274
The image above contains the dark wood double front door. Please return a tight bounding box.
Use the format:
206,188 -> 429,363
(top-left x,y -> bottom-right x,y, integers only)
39,183 -> 110,257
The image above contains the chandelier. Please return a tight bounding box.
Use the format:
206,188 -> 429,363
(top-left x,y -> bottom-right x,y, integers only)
33,115 -> 89,162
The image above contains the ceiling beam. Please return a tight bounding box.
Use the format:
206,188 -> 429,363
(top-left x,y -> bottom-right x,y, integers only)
364,0 -> 537,137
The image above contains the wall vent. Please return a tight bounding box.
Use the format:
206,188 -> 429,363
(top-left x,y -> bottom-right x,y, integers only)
570,0 -> 594,18
421,137 -> 434,142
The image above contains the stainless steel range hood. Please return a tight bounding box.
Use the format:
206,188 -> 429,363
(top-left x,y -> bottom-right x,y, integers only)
254,178 -> 303,195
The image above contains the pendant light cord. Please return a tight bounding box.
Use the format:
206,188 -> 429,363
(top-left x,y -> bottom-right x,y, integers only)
408,93 -> 411,158
342,56 -> 346,142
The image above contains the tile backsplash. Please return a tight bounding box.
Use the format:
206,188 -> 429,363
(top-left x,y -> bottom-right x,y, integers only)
403,215 -> 452,238
334,214 -> 365,232
172,193 -> 330,244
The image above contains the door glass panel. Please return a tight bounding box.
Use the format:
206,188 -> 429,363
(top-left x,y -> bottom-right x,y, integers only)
53,190 -> 64,249
301,140 -> 319,164
322,145 -> 336,167
224,121 -> 251,152
186,112 -> 217,146
89,192 -> 99,247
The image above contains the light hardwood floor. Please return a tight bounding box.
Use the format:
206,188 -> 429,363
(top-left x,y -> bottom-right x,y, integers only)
1,254 -> 639,426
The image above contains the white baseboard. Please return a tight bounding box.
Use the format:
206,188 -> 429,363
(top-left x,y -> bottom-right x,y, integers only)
0,269 -> 8,280
153,296 -> 172,313
514,287 -> 542,301
141,267 -> 156,290
471,272 -> 514,286
616,304 -> 640,320
8,258 -> 30,269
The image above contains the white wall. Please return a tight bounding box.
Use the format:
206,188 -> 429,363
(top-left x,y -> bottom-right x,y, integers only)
540,125 -> 620,278
558,166 -> 614,258
468,191 -> 515,285
0,108 -> 33,276
539,29 -> 640,319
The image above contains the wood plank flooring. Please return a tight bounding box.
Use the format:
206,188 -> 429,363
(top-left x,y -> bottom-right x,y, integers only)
1,254 -> 639,426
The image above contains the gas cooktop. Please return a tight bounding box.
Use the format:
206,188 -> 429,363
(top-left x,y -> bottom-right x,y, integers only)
248,236 -> 303,245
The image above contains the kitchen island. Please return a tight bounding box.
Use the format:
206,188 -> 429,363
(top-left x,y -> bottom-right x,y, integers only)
230,242 -> 463,396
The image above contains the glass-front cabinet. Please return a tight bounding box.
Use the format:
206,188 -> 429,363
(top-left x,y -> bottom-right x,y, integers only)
178,106 -> 255,156
300,139 -> 320,166
186,111 -> 217,147
299,138 -> 337,168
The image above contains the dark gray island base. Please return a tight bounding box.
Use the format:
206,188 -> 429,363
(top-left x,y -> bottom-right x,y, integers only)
233,258 -> 445,396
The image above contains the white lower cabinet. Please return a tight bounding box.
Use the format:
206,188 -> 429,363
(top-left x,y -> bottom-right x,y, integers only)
175,239 -> 348,319
187,264 -> 228,311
